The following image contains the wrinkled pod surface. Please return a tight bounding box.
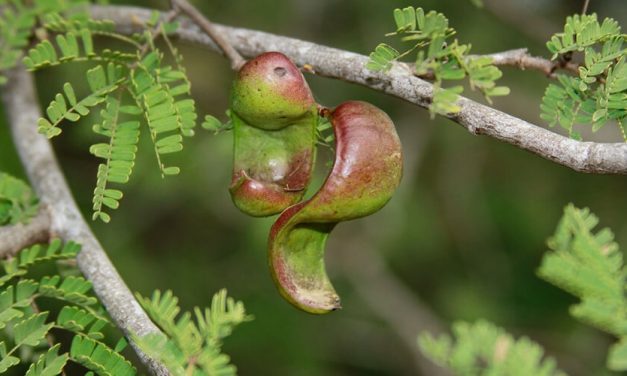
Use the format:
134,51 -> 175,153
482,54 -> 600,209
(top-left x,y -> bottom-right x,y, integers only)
269,101 -> 403,314
230,52 -> 318,217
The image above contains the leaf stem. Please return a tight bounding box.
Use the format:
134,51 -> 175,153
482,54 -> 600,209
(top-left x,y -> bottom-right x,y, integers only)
582,0 -> 591,15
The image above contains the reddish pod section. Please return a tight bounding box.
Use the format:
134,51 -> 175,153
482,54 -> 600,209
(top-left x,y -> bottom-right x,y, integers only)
268,101 -> 403,314
228,53 -> 404,313
229,52 -> 318,217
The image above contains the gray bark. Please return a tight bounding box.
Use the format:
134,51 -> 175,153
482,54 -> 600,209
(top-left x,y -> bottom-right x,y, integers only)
1,67 -> 169,376
91,4 -> 627,175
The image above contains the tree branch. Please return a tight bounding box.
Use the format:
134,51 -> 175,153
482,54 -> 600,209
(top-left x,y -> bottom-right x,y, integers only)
170,0 -> 245,70
0,206 -> 51,258
90,5 -> 627,175
414,48 -> 579,80
483,48 -> 579,77
1,67 -> 169,376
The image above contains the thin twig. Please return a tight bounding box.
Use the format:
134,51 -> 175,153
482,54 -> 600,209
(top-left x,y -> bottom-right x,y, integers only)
1,67 -> 170,376
170,0 -> 245,70
484,48 -> 579,76
135,9 -> 181,63
29,297 -> 68,376
411,48 -> 579,80
90,5 -> 627,175
0,206 -> 51,258
582,0 -> 591,14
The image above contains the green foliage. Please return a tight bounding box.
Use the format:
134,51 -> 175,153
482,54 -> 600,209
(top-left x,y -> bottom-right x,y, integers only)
24,30 -> 94,69
546,14 -> 621,58
202,114 -> 233,135
0,0 -> 36,84
57,306 -> 108,339
2,6 -> 250,371
25,344 -> 69,376
0,281 -> 37,328
0,172 -> 39,226
541,14 -> 626,141
22,28 -> 136,70
38,65 -> 122,138
42,14 -> 140,48
90,96 -> 140,223
0,0 -> 89,83
131,51 -> 188,177
0,239 -> 136,375
418,320 -> 564,376
367,44 -> 399,73
316,115 -> 335,148
14,312 -> 54,347
431,84 -> 462,115
418,205 -> 627,374
70,335 -> 135,376
135,289 -> 252,376
367,7 -> 509,116
2,239 -> 80,276
0,312 -> 54,372
38,275 -> 99,307
3,3 -> 209,222
538,204 -> 627,371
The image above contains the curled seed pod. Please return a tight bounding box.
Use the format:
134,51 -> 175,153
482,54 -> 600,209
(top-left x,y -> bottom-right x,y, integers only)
229,52 -> 318,217
268,101 -> 403,314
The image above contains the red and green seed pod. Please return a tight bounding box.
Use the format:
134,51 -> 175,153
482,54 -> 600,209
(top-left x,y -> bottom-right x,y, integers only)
229,52 -> 318,217
268,101 -> 403,314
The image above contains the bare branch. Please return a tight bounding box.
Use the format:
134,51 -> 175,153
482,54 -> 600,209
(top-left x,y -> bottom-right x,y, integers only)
0,206 -> 51,258
170,0 -> 245,70
1,67 -> 169,376
483,48 -> 579,77
90,5 -> 627,175
413,48 -> 579,81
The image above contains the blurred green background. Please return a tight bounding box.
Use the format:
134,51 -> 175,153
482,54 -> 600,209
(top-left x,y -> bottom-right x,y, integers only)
1,0 -> 626,374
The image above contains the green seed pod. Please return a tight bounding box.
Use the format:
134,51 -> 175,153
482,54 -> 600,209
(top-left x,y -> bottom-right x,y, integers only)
268,101 -> 403,314
229,52 -> 318,217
